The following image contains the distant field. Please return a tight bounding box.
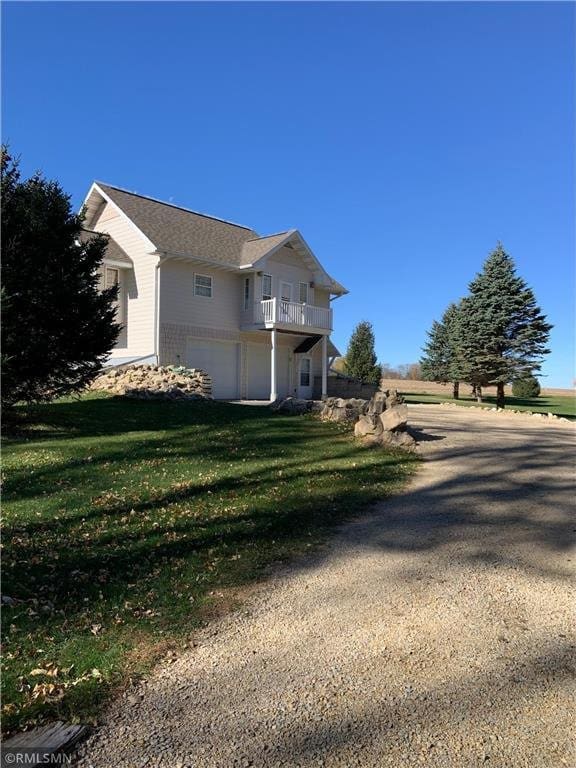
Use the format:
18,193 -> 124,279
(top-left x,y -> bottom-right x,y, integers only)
381,378 -> 575,398
379,379 -> 576,420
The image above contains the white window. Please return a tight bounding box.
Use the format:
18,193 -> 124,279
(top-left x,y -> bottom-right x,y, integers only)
299,282 -> 309,304
105,267 -> 119,290
300,357 -> 311,387
194,274 -> 213,298
262,274 -> 272,301
105,267 -> 124,322
244,277 -> 250,310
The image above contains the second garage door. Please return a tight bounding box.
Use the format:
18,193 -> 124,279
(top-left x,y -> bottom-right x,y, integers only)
246,343 -> 291,399
185,339 -> 240,399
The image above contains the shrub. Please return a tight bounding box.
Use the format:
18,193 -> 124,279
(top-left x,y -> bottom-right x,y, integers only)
512,376 -> 541,398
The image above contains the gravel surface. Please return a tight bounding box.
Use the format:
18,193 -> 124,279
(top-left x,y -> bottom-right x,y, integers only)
76,405 -> 575,768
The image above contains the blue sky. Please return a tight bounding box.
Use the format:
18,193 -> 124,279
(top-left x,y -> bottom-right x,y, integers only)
3,1 -> 574,387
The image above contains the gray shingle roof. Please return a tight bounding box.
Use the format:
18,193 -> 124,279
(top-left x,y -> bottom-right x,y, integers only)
89,183 -> 347,294
97,183 -> 258,267
240,232 -> 291,267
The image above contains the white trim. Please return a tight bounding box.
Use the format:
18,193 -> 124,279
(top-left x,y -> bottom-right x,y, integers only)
103,258 -> 132,270
248,229 -> 348,296
299,281 -> 309,304
155,249 -> 245,271
154,255 -> 171,364
243,276 -> 250,311
261,273 -> 272,301
194,273 -> 213,298
82,182 -> 158,253
270,328 -> 278,402
321,335 -> 328,399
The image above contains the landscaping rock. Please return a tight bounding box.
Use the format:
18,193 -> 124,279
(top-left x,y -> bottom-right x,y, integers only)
274,387 -> 416,451
354,415 -> 384,438
319,397 -> 368,423
380,429 -> 417,449
90,365 -> 212,400
271,397 -> 313,415
379,404 -> 408,432
367,391 -> 387,417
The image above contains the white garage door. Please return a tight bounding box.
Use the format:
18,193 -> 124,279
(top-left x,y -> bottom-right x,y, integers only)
247,343 -> 290,400
185,339 -> 240,399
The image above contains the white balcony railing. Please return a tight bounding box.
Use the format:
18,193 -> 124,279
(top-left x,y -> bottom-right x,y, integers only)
255,298 -> 332,330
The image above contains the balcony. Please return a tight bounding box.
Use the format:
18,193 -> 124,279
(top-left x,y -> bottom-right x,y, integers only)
249,298 -> 332,333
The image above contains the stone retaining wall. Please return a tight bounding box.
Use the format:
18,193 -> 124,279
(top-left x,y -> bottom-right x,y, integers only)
272,388 -> 417,449
90,365 -> 212,400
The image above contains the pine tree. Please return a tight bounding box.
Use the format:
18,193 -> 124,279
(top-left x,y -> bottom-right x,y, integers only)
458,244 -> 552,408
420,302 -> 464,399
1,148 -> 120,407
345,321 -> 381,384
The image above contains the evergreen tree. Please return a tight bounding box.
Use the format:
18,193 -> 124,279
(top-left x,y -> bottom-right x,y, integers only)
512,375 -> 541,398
420,302 -> 464,399
345,320 -> 381,384
458,244 -> 552,408
1,148 -> 120,407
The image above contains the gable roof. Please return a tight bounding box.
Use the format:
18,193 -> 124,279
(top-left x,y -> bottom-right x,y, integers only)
80,229 -> 133,267
94,183 -> 257,267
240,231 -> 292,267
83,182 -> 347,293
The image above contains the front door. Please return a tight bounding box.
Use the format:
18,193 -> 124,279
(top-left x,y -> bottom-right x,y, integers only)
297,356 -> 313,399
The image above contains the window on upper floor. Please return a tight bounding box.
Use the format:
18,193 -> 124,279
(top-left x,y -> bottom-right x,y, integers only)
105,267 -> 124,323
194,274 -> 213,298
105,267 -> 119,290
244,277 -> 250,310
262,274 -> 272,301
299,282 -> 309,304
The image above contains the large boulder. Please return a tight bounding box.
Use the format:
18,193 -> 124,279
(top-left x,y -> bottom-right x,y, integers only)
319,397 -> 368,423
385,389 -> 402,409
380,429 -> 417,449
367,391 -> 387,417
354,415 -> 384,438
379,404 -> 408,432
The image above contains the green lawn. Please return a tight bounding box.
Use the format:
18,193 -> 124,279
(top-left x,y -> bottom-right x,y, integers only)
401,391 -> 576,419
1,393 -> 418,734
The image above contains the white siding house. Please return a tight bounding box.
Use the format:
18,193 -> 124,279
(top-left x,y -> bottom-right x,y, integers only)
82,182 -> 347,401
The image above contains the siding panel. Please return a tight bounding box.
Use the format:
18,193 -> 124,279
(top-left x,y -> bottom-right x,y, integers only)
93,204 -> 156,358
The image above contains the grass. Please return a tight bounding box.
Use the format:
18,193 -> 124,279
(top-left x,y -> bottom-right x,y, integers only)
401,390 -> 576,419
1,392 -> 418,735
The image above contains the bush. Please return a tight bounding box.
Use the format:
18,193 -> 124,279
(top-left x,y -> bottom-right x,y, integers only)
512,376 -> 541,398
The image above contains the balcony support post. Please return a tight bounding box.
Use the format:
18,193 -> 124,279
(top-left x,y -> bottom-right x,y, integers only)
321,335 -> 328,400
270,327 -> 278,403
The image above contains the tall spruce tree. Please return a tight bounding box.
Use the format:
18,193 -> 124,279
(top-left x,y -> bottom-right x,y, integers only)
458,244 -> 552,408
420,302 -> 464,399
1,148 -> 120,407
345,320 -> 381,384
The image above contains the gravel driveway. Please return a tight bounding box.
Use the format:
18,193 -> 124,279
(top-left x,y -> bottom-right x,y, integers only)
77,405 -> 575,768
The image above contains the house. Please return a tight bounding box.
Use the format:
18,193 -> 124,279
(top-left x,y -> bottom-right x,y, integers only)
82,182 -> 348,401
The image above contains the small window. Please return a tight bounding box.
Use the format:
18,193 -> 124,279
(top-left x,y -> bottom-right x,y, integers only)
244,277 -> 250,310
262,274 -> 272,301
105,267 -> 119,290
194,274 -> 213,298
105,267 -> 123,322
299,282 -> 309,304
300,357 -> 311,387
